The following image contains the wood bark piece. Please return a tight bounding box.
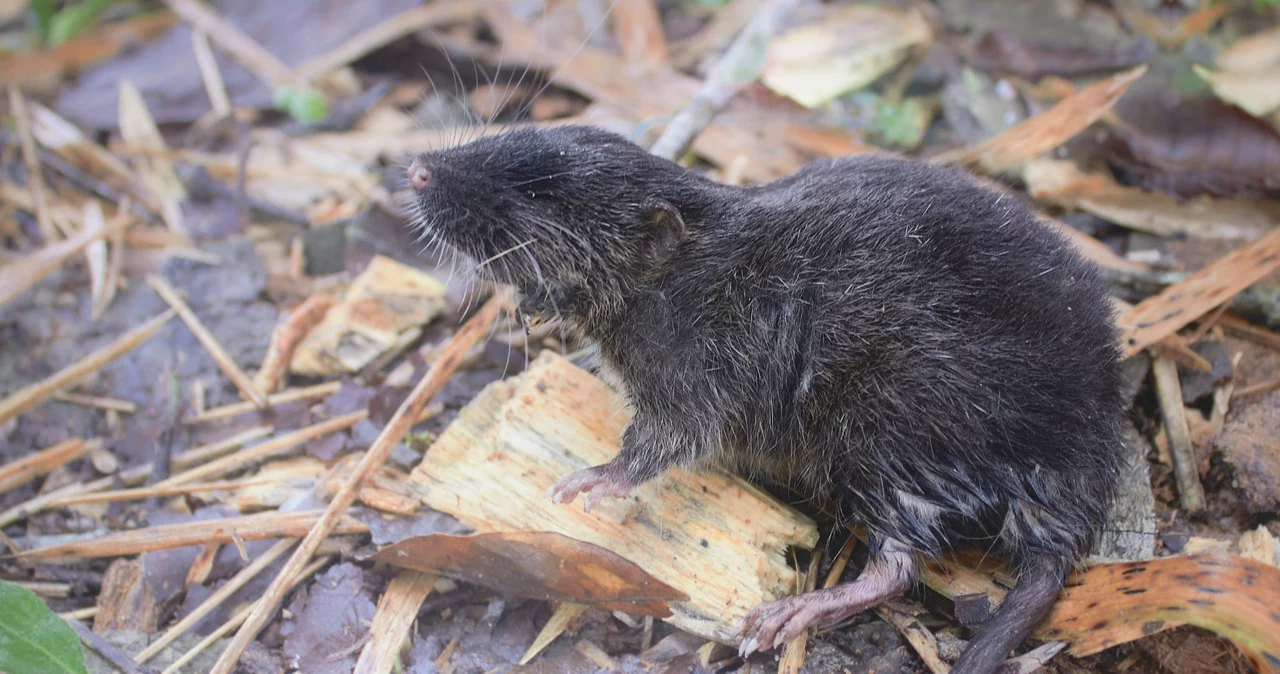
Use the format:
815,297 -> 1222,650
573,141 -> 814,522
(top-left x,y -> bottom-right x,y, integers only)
407,351 -> 818,644
17,510 -> 366,560
1119,227 -> 1280,356
94,558 -> 159,634
207,292 -> 508,674
353,570 -> 440,674
289,255 -> 447,377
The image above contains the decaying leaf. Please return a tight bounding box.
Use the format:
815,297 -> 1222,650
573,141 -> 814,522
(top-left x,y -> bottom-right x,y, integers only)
289,255 -> 446,377
374,531 -> 688,617
1024,158 -> 1279,240
1106,93 -> 1280,197
1193,25 -> 1280,119
761,5 -> 932,108
933,64 -> 1146,174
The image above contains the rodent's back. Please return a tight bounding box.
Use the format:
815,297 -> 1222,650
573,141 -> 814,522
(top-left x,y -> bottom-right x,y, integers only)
655,155 -> 1124,564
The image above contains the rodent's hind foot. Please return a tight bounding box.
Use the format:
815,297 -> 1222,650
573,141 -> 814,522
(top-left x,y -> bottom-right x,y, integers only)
546,464 -> 634,513
737,537 -> 917,658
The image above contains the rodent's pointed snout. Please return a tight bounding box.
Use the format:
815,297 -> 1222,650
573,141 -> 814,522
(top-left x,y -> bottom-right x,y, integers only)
407,159 -> 431,190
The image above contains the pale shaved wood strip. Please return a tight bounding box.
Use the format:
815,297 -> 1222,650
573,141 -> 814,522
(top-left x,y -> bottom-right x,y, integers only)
1119,227 -> 1280,356
17,510 -> 366,560
353,570 -> 440,674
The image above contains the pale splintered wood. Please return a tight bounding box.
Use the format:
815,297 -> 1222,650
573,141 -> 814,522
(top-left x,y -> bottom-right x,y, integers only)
409,351 -> 818,644
353,570 -> 439,674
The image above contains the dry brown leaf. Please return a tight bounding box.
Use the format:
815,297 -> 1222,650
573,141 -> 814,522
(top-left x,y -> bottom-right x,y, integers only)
1194,65 -> 1280,120
375,531 -> 688,617
933,65 -> 1147,173
1024,158 -> 1278,240
1195,25 -> 1280,118
118,79 -> 187,233
761,5 -> 932,108
1119,227 -> 1280,356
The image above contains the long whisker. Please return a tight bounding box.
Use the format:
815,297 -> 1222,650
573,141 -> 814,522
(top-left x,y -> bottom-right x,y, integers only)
476,238 -> 537,270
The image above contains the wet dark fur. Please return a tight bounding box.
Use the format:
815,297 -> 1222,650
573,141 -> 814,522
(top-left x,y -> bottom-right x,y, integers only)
409,125 -> 1125,673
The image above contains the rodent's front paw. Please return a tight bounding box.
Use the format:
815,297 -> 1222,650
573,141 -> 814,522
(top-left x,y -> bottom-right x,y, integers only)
546,465 -> 633,513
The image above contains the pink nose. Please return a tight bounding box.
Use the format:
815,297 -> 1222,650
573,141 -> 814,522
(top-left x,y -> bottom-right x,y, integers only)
407,159 -> 431,190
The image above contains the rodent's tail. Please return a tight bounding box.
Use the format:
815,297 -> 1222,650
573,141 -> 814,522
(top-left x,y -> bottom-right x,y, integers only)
951,553 -> 1070,674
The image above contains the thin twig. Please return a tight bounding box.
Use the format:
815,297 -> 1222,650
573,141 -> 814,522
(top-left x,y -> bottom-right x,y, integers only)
0,438 -> 93,496
192,29 -> 232,118
161,0 -> 293,88
155,410 -> 366,488
648,0 -> 800,160
46,477 -> 278,508
0,310 -> 174,426
66,617 -> 160,674
9,86 -> 57,241
148,274 -> 269,408
207,292 -> 510,674
137,538 -> 298,663
292,1 -> 479,84
52,391 -> 138,413
183,381 -> 340,424
161,556 -> 332,674
0,213 -> 130,310
1152,356 -> 1205,512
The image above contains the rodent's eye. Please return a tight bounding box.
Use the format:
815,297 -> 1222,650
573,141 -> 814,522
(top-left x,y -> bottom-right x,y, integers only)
526,190 -> 536,199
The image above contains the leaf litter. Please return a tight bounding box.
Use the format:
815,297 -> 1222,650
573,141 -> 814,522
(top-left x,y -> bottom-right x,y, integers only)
3,1 -> 1280,674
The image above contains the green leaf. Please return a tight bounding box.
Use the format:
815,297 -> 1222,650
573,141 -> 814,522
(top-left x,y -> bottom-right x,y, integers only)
272,86 -> 329,124
0,580 -> 89,674
30,0 -> 57,44
47,0 -> 116,47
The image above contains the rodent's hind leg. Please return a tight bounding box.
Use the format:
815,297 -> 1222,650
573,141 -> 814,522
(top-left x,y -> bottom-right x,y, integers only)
737,537 -> 917,658
546,461 -> 634,513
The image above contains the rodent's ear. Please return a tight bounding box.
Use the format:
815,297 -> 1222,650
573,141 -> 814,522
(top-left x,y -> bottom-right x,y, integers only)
646,198 -> 685,262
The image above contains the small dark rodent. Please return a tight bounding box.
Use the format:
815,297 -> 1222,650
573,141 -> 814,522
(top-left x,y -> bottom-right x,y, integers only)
407,125 -> 1125,674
